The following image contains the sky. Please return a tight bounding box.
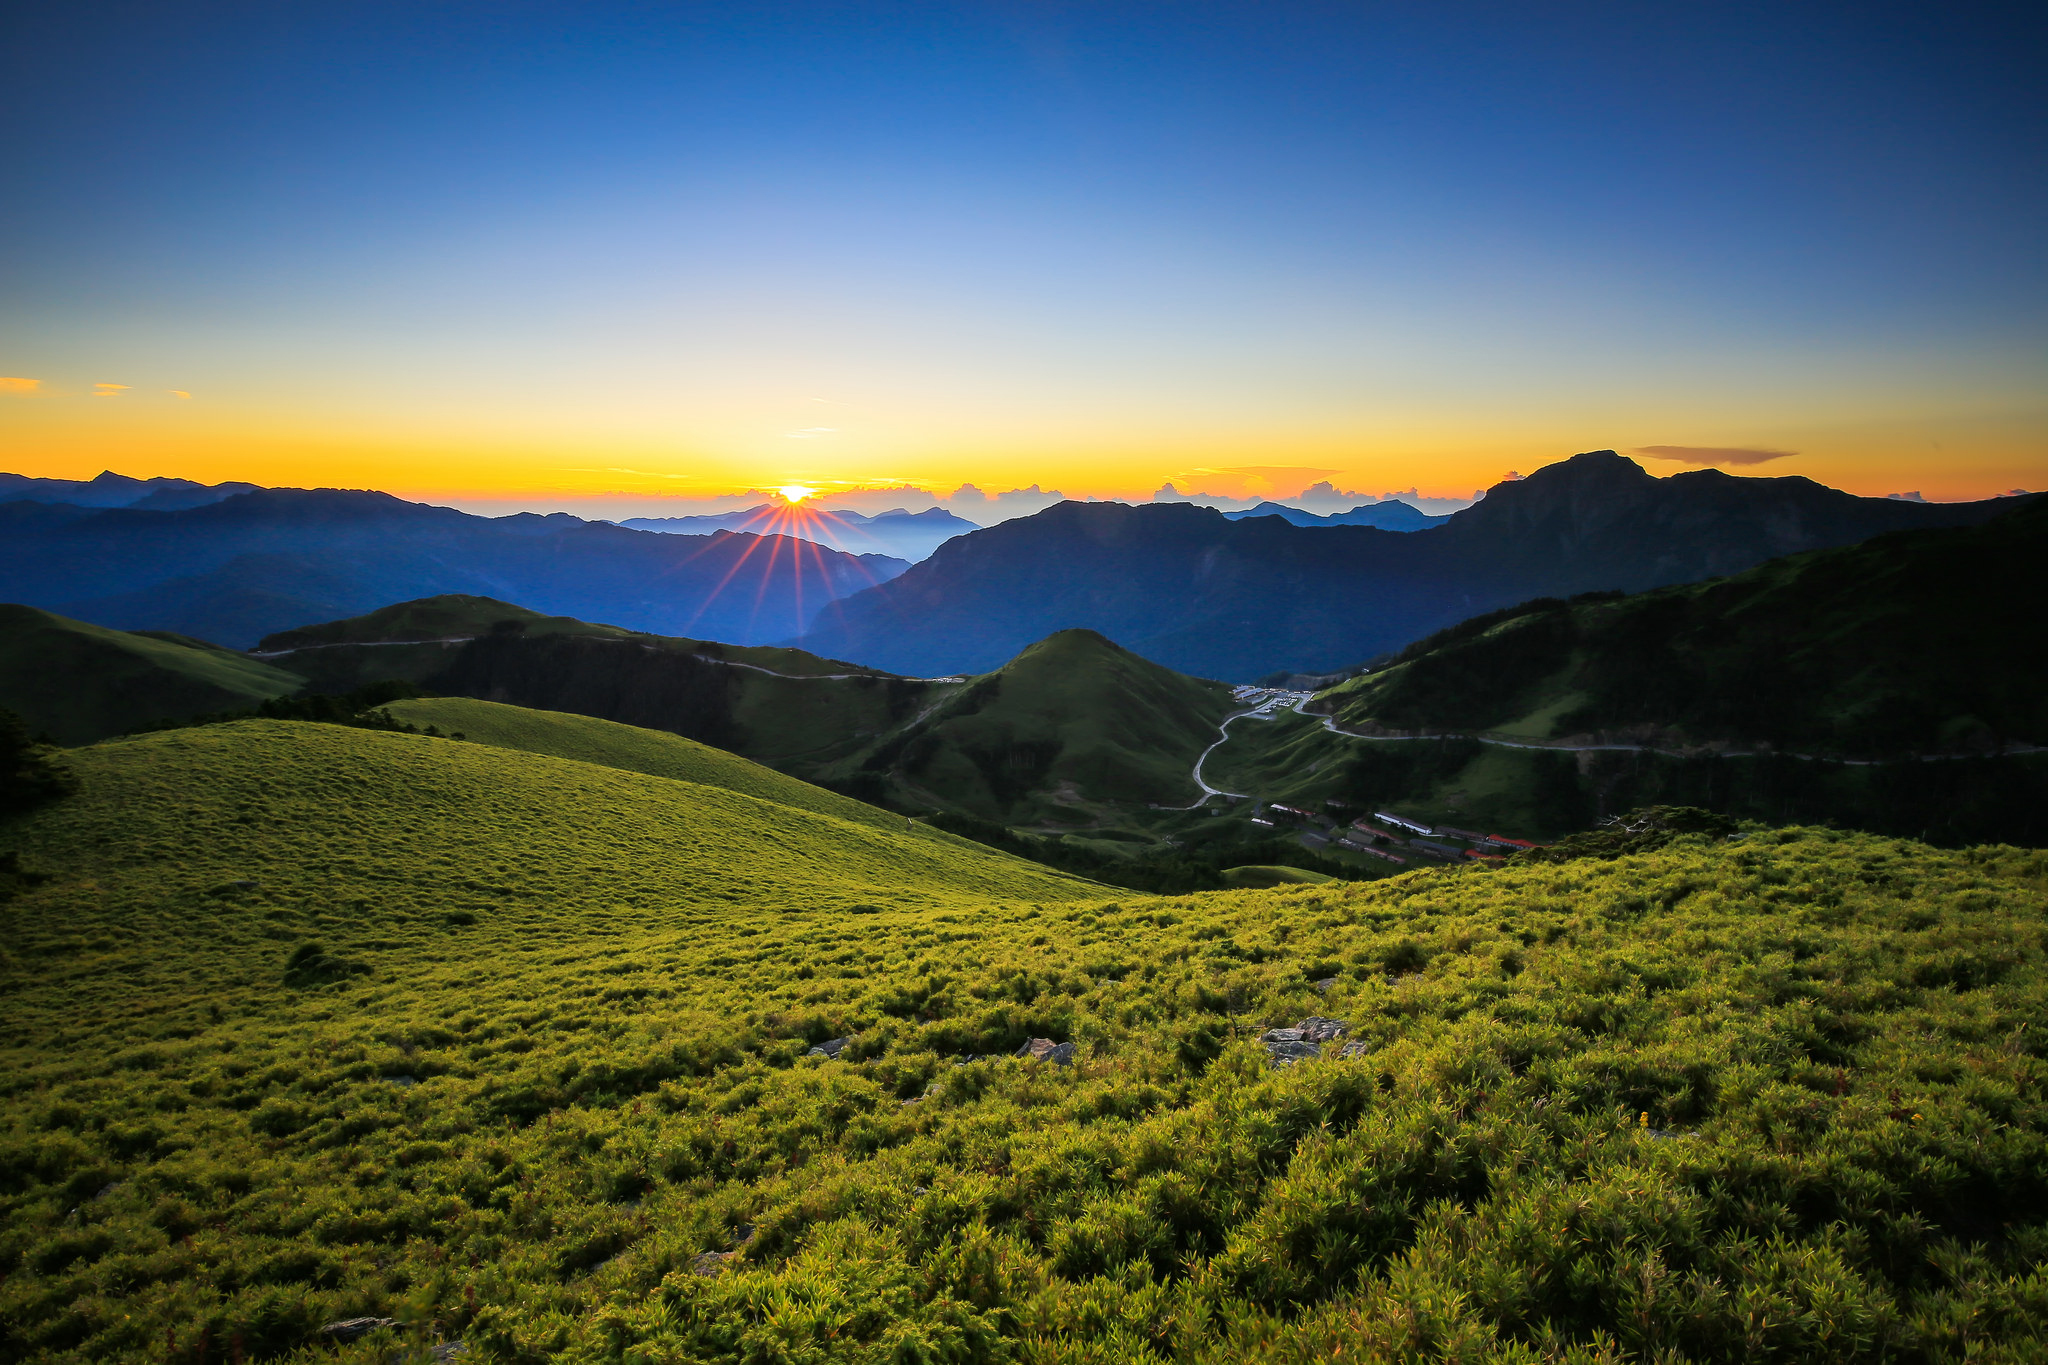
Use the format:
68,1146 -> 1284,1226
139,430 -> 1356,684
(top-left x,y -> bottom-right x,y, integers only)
3,0 -> 2044,509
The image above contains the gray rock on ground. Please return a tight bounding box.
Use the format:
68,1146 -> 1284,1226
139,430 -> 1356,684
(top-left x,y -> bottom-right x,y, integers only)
1259,1017 -> 1350,1065
1016,1038 -> 1076,1065
807,1036 -> 854,1059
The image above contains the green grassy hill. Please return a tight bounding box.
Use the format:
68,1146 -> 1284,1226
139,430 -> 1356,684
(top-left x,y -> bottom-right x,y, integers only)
266,605 -> 1236,833
380,696 -> 929,836
0,604 -> 305,744
1320,495 -> 2048,756
5,732 -> 2048,1359
828,628 -> 1236,825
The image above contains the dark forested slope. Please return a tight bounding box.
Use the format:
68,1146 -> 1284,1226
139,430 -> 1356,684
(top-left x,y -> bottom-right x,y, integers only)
1321,493 -> 2048,757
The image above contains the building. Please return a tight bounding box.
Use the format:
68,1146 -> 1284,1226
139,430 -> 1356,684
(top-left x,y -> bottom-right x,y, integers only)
1337,838 -> 1406,864
1375,811 -> 1434,836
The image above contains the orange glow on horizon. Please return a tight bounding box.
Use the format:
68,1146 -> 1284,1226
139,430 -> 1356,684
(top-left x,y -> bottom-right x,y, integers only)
0,396 -> 2040,506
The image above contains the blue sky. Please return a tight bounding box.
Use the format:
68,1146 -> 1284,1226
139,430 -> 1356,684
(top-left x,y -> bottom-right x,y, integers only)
3,0 -> 2043,503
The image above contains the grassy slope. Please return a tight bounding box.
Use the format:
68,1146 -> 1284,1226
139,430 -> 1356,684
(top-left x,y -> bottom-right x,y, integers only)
253,603 -> 1232,836
5,745 -> 2048,1360
381,696 -> 930,836
0,604 -> 305,745
1320,496 -> 2048,755
856,628 -> 1235,825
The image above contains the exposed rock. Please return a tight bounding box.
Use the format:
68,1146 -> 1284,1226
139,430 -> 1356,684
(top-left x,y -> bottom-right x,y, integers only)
431,1344 -> 468,1363
691,1250 -> 731,1276
317,1317 -> 398,1341
807,1036 -> 854,1059
1263,1039 -> 1323,1066
380,1074 -> 418,1087
1016,1038 -> 1076,1066
1339,1041 -> 1371,1060
732,1222 -> 755,1246
1312,976 -> 1340,993
1260,1017 -> 1350,1065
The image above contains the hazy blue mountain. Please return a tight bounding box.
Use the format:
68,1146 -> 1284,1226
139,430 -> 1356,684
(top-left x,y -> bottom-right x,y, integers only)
0,469 -> 259,510
796,452 -> 2030,682
622,503 -> 979,561
1224,499 -> 1449,530
0,488 -> 907,648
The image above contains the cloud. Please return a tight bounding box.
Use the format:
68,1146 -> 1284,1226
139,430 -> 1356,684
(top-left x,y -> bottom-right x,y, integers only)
93,382 -> 130,397
0,377 -> 38,394
167,390 -> 190,399
1634,445 -> 1796,467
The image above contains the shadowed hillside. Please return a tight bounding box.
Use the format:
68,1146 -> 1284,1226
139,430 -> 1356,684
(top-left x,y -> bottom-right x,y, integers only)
1190,499 -> 2048,845
1321,493 -> 2048,756
0,604 -> 304,744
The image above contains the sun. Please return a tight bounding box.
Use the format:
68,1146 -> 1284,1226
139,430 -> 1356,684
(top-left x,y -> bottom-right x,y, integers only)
778,484 -> 816,503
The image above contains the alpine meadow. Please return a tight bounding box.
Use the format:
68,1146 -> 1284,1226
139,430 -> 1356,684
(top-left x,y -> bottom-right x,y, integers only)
6,3 -> 2048,1362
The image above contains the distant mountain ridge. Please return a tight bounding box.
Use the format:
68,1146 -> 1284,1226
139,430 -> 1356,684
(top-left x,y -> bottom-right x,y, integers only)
0,488 -> 907,648
0,469 -> 260,511
1223,499 -> 1448,531
796,452 -> 2031,681
622,503 -> 980,561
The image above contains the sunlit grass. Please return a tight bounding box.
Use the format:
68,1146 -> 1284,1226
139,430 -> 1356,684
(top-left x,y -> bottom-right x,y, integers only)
3,722 -> 2047,1361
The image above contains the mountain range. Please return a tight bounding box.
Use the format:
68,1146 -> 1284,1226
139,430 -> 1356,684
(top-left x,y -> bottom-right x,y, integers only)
0,488 -> 906,648
7,472 -> 2045,857
797,452 -> 2032,680
622,503 -> 980,561
1222,499 -> 1448,530
0,468 -> 260,511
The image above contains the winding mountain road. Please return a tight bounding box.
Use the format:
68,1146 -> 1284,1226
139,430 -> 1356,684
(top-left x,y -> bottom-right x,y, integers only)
1287,696 -> 2043,767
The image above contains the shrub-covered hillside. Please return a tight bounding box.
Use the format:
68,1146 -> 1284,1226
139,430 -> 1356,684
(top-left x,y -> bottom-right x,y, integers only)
3,722 -> 2046,1363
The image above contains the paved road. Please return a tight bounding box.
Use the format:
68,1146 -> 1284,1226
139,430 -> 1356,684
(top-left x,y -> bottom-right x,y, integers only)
1287,695 -> 2043,767
1174,695 -> 1306,808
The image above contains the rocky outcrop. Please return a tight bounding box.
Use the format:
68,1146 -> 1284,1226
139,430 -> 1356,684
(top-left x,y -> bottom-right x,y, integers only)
1016,1038 -> 1077,1066
1260,1017 -> 1349,1066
